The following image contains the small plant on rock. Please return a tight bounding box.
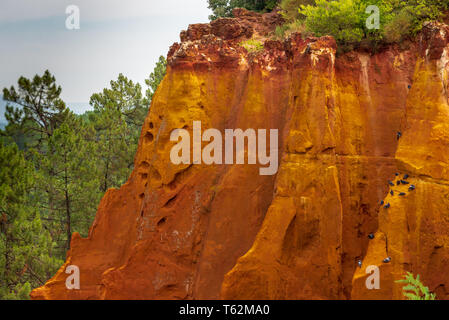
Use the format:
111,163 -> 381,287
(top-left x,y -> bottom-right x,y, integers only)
396,272 -> 436,300
240,39 -> 265,53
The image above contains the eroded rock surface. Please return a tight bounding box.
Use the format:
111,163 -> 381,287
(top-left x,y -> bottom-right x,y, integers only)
32,10 -> 449,300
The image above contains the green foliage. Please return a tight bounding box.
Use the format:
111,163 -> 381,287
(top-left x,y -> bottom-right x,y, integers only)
145,56 -> 167,102
383,9 -> 414,43
299,0 -> 364,44
208,0 -> 279,20
3,71 -> 102,259
0,143 -> 61,300
273,19 -> 310,39
381,0 -> 444,39
274,24 -> 290,38
89,74 -> 148,192
275,0 -> 449,49
2,70 -> 69,149
240,38 -> 265,52
90,73 -> 148,129
396,272 -> 436,300
0,54 -> 167,298
279,0 -> 315,22
31,114 -> 100,253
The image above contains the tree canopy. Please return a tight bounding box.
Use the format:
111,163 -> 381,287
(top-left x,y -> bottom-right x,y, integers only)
277,0 -> 449,50
208,0 -> 279,19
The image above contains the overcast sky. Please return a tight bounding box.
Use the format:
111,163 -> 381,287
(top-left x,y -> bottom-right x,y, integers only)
0,0 -> 211,114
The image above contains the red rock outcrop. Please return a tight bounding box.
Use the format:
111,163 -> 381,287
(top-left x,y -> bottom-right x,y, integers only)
32,10 -> 449,300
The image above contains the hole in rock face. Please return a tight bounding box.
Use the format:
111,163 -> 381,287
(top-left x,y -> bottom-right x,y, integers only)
140,173 -> 148,180
149,122 -> 154,129
157,217 -> 167,227
163,194 -> 178,208
159,115 -> 163,120
167,173 -> 182,191
144,132 -> 154,143
139,193 -> 145,199
139,161 -> 150,169
150,167 -> 162,181
165,165 -> 193,191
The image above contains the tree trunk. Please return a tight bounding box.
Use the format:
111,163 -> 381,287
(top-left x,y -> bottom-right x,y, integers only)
64,160 -> 71,251
4,227 -> 13,290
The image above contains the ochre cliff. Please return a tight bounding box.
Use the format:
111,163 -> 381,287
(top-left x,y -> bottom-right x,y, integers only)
32,9 -> 449,300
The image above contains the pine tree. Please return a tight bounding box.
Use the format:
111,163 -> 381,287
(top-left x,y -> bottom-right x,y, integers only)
1,71 -> 100,260
90,73 -> 148,130
145,56 -> 167,102
2,70 -> 69,150
0,143 -> 61,299
89,74 -> 148,192
33,113 -> 100,253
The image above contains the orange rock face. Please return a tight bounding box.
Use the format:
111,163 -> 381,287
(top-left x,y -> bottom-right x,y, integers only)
32,10 -> 449,300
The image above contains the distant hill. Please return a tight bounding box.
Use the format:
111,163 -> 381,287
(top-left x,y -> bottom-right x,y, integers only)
67,102 -> 92,115
0,95 -> 6,123
0,97 -> 91,124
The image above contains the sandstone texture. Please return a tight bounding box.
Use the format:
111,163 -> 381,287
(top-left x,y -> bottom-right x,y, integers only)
32,10 -> 449,300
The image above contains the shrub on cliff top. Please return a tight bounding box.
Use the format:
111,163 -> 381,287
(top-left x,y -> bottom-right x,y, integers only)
299,0 -> 364,44
274,20 -> 310,39
208,0 -> 279,20
275,0 -> 449,50
383,9 -> 414,43
279,0 -> 315,22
